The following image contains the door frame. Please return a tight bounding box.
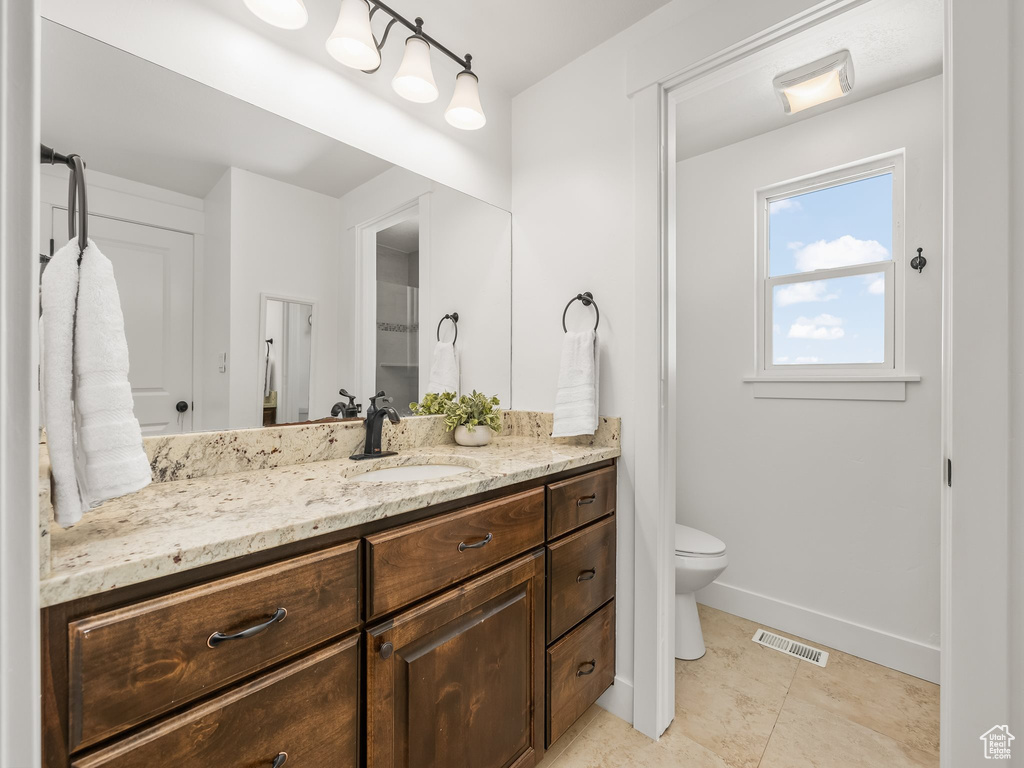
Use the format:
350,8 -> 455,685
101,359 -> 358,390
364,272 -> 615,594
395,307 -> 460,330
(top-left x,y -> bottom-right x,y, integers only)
630,0 -> 1013,760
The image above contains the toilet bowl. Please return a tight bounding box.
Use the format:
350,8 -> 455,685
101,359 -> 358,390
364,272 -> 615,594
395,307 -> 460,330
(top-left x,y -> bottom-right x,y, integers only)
674,524 -> 728,660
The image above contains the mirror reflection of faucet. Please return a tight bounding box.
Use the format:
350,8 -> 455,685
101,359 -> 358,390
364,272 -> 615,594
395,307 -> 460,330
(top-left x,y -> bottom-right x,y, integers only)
350,391 -> 401,461
331,389 -> 362,419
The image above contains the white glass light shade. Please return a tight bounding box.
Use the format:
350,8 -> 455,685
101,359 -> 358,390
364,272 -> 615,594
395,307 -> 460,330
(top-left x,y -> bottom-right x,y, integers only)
392,36 -> 439,103
326,0 -> 381,71
773,50 -> 854,114
445,71 -> 486,130
243,0 -> 308,29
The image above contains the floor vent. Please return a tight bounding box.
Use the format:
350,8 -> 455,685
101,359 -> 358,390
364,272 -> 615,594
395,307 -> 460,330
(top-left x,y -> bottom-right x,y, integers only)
752,629 -> 829,667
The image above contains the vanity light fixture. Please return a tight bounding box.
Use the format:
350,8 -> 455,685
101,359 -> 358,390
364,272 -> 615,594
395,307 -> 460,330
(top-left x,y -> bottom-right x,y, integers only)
326,0 -> 381,71
773,50 -> 855,114
392,34 -> 439,103
242,0 -> 308,30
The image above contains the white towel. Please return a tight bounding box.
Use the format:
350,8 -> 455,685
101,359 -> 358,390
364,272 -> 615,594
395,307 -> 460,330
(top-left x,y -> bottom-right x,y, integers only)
263,351 -> 275,398
42,238 -> 152,527
551,330 -> 600,437
426,341 -> 459,395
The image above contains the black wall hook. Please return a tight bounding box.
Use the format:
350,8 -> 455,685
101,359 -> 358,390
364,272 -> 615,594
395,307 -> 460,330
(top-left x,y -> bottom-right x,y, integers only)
911,247 -> 927,273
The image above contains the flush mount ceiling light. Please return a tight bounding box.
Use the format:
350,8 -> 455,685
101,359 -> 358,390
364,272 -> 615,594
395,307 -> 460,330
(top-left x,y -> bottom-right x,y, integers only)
247,0 -> 485,129
773,50 -> 855,114
242,0 -> 308,30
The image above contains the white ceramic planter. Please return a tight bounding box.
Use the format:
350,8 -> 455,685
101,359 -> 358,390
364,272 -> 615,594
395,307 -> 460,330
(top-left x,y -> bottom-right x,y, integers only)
453,424 -> 494,447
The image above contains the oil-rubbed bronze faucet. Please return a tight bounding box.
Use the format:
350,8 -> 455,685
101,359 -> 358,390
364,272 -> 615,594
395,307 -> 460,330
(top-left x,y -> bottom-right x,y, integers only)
350,391 -> 400,460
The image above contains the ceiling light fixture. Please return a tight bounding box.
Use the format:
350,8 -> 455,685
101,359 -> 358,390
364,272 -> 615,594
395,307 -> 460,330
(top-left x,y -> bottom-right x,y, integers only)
773,50 -> 855,114
242,0 -> 308,29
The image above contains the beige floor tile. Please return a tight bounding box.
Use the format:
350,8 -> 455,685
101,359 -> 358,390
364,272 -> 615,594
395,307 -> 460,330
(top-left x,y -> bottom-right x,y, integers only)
666,661 -> 788,768
690,604 -> 801,693
759,697 -> 939,768
547,708 -> 680,768
536,704 -> 603,768
786,643 -> 940,756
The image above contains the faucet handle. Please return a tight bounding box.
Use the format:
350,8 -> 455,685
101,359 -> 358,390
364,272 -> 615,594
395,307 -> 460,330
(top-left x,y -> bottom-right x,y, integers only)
339,388 -> 357,405
368,390 -> 389,409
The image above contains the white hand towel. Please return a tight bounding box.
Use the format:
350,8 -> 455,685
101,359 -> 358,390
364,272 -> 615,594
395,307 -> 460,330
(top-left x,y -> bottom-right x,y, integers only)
42,238 -> 152,527
551,329 -> 600,438
263,353 -> 275,398
426,341 -> 459,395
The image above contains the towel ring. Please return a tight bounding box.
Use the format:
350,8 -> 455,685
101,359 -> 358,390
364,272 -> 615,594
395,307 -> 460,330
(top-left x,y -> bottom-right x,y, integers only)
437,312 -> 459,344
66,155 -> 88,260
562,292 -> 600,333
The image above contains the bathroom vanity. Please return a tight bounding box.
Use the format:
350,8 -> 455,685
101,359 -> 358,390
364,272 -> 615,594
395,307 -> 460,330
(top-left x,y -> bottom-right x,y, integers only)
38,414 -> 619,768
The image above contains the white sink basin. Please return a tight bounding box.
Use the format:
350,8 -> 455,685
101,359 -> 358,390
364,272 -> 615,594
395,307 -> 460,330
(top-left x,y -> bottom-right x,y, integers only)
352,464 -> 471,482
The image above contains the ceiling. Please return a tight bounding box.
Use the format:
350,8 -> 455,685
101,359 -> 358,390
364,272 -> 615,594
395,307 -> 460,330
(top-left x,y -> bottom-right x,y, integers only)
210,0 -> 682,97
674,0 -> 943,159
41,20 -> 394,199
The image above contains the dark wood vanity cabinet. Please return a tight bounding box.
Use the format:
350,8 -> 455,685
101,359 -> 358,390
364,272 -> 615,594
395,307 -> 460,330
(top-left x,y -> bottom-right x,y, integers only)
42,461 -> 616,768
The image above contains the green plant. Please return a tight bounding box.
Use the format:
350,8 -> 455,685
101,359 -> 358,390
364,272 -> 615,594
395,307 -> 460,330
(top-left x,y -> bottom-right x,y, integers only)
409,391 -> 456,416
442,391 -> 503,433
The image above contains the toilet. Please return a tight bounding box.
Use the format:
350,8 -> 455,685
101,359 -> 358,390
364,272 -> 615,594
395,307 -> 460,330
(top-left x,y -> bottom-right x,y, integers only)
674,524 -> 728,660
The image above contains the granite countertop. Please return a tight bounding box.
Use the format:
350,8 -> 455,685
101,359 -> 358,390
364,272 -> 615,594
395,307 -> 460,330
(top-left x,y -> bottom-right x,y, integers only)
40,412 -> 620,608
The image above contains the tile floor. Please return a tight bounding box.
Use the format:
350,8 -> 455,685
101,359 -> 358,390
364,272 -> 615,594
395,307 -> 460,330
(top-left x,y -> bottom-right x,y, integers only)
537,604 -> 939,768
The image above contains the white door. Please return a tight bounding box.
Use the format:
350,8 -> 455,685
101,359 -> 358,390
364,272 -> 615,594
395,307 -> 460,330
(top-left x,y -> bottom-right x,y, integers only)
50,211 -> 194,434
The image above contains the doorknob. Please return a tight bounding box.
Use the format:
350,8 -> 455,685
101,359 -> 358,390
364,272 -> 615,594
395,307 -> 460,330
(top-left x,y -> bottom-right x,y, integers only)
176,401 -> 189,413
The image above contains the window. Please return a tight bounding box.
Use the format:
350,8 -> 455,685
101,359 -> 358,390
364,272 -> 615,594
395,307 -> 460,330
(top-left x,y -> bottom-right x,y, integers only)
756,154 -> 904,375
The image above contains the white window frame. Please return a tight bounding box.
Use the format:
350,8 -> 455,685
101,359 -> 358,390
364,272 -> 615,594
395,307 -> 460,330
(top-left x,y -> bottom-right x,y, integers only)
755,151 -> 906,378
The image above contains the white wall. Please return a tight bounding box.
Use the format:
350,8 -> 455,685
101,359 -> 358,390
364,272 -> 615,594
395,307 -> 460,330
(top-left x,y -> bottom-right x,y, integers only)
201,170 -> 231,430
676,77 -> 942,681
39,0 -> 512,210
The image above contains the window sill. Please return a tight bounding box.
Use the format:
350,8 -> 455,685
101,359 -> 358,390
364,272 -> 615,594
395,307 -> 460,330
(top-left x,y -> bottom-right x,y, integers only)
742,375 -> 921,401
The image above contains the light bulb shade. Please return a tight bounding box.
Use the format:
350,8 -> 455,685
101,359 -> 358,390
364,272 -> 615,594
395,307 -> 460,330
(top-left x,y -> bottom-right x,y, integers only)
326,0 -> 381,71
392,36 -> 439,103
445,71 -> 486,130
773,50 -> 854,114
243,0 -> 308,29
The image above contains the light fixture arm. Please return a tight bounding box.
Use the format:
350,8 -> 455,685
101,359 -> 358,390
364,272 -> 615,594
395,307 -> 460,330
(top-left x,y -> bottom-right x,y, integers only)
362,0 -> 471,72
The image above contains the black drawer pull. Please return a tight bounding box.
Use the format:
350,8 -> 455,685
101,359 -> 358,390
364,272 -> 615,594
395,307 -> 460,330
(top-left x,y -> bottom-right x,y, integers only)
272,753 -> 288,768
576,659 -> 597,677
577,568 -> 597,583
207,607 -> 287,648
458,532 -> 493,552
576,494 -> 597,507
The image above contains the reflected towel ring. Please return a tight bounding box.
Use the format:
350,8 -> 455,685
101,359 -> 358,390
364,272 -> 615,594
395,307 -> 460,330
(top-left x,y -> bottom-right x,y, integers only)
437,312 -> 459,344
562,292 -> 599,333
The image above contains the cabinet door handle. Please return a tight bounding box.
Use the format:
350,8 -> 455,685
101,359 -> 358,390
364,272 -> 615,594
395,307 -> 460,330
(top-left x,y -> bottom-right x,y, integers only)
577,568 -> 597,583
207,607 -> 287,648
458,532 -> 493,552
576,659 -> 597,677
271,753 -> 288,768
577,494 -> 597,507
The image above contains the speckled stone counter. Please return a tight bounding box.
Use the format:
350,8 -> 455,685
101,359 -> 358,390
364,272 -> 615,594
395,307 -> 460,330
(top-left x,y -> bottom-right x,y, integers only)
39,412 -> 620,607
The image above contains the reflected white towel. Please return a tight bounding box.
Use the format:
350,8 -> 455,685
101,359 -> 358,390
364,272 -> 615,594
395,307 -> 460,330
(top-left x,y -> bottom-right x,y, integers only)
551,330 -> 600,437
426,341 -> 459,395
42,238 -> 152,527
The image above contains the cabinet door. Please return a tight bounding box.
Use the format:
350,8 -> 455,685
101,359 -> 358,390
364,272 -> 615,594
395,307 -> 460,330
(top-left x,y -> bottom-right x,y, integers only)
366,551 -> 545,768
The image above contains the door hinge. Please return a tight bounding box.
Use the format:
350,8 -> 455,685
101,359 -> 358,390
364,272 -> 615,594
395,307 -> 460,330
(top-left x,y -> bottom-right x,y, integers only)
946,458 -> 952,487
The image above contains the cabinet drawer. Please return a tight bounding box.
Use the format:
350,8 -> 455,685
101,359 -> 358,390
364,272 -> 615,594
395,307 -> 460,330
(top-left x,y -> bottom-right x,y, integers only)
68,541 -> 360,751
546,466 -> 615,539
366,487 -> 545,618
547,600 -> 615,747
72,635 -> 360,768
547,516 -> 616,641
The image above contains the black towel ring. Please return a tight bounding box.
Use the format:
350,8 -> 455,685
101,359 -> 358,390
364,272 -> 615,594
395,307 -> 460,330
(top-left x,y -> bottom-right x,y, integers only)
437,312 -> 459,344
66,155 -> 88,260
562,292 -> 600,333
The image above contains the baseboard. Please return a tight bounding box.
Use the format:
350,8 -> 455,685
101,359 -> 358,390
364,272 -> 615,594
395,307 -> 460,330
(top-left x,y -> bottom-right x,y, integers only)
597,674 -> 634,724
697,581 -> 940,683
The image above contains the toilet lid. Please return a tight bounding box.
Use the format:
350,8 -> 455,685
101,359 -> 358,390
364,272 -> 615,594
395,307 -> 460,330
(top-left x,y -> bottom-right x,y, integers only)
675,524 -> 726,556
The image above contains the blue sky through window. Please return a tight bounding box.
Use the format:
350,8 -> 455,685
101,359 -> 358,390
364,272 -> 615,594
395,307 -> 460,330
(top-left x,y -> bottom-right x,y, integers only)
769,173 -> 891,365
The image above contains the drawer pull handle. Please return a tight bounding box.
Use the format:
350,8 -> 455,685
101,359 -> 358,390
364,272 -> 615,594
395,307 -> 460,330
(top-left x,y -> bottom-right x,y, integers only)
576,659 -> 597,677
271,753 -> 288,768
207,607 -> 287,648
577,568 -> 597,583
458,532 -> 493,552
577,494 -> 597,507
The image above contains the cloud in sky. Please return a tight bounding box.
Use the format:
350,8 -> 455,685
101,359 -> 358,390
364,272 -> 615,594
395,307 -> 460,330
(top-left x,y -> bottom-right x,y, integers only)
770,198 -> 803,215
792,235 -> 889,272
788,314 -> 845,340
867,276 -> 885,295
795,356 -> 821,363
775,280 -> 840,307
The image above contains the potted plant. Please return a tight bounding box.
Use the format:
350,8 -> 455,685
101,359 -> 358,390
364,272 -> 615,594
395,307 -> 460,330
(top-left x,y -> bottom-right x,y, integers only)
410,390 -> 502,447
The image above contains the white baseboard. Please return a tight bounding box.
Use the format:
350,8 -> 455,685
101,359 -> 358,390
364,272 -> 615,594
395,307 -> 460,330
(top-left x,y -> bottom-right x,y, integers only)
597,675 -> 634,725
697,581 -> 940,684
